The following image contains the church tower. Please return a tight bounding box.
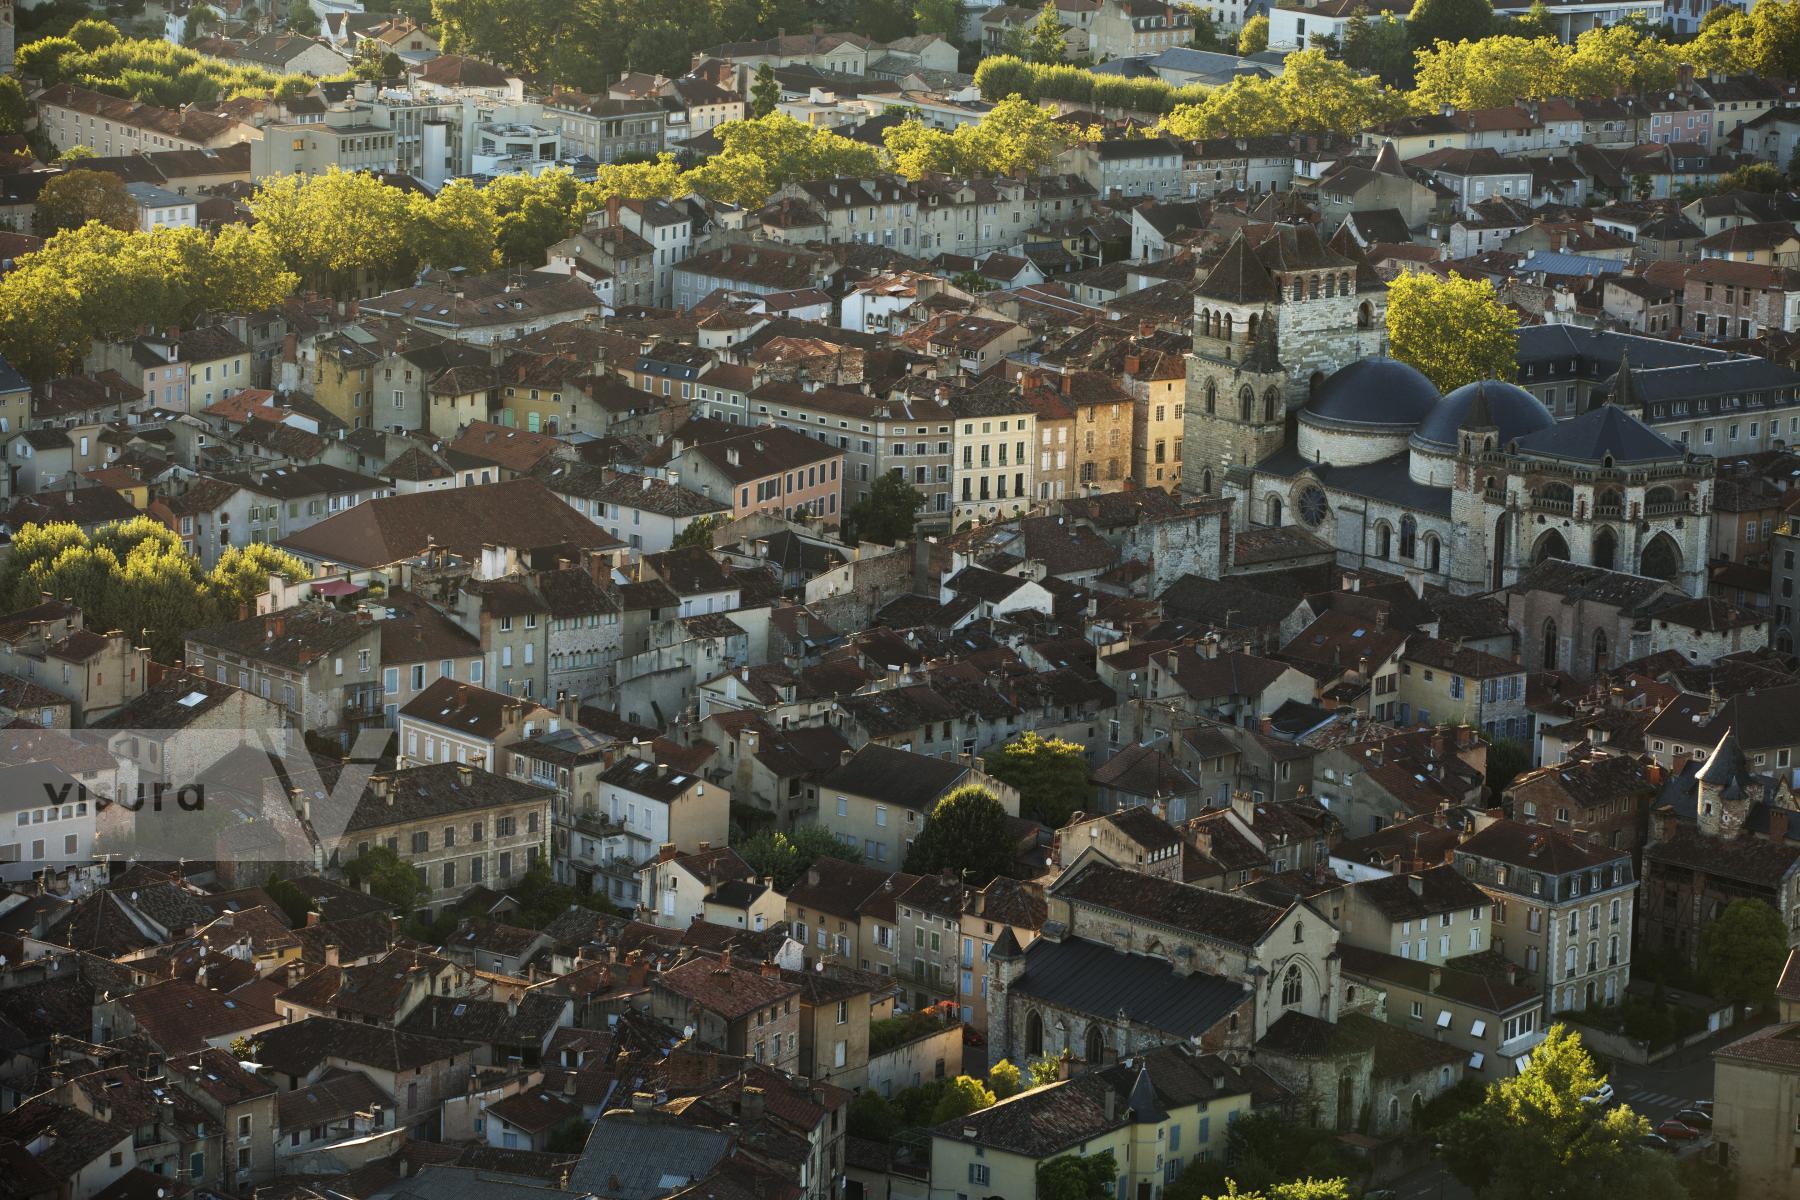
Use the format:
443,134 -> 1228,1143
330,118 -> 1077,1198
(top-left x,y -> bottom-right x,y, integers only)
1183,226 -> 1380,503
1449,384 -> 1504,593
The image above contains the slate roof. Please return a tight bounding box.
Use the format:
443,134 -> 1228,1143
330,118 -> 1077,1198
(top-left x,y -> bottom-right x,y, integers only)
1352,864 -> 1491,923
278,478 -> 622,568
1513,401 -> 1683,464
251,1015 -> 469,1076
1008,934 -> 1248,1039
1052,861 -> 1288,949
817,743 -> 971,812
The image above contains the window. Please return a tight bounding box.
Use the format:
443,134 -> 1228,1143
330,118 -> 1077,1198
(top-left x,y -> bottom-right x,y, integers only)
1280,963 -> 1303,1007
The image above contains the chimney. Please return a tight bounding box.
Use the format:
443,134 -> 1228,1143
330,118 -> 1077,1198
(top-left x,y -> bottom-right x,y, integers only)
1103,1089 -> 1116,1120
324,942 -> 340,967
659,842 -> 678,862
720,948 -> 733,972
630,1091 -> 655,1113
741,1086 -> 767,1120
1406,875 -> 1423,896
759,960 -> 781,978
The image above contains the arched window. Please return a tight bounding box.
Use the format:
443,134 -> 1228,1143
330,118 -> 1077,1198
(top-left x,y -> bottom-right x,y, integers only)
1247,312 -> 1260,341
1374,522 -> 1392,559
1539,482 -> 1574,506
1199,307 -> 1212,335
1293,279 -> 1305,301
1201,468 -> 1214,495
1423,535 -> 1442,573
1357,300 -> 1374,330
1399,515 -> 1417,559
1592,526 -> 1617,571
1388,1097 -> 1400,1127
1085,1024 -> 1105,1064
1281,963 -> 1304,1007
1026,1010 -> 1044,1058
1266,494 -> 1283,525
1640,532 -> 1682,581
1542,618 -> 1559,671
1645,485 -> 1677,511
1533,528 -> 1569,564
1263,387 -> 1281,423
1595,488 -> 1623,516
1205,378 -> 1217,414
1221,314 -> 1233,340
1593,628 -> 1609,675
1239,385 -> 1254,422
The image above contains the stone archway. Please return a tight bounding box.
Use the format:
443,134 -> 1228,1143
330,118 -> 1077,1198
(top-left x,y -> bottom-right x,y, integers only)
1533,528 -> 1570,565
1640,532 -> 1682,581
1592,525 -> 1618,571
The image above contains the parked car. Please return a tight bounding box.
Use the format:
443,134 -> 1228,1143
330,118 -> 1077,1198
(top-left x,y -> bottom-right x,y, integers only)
1656,1118 -> 1703,1141
1640,1132 -> 1674,1152
1580,1082 -> 1616,1106
1690,1099 -> 1714,1117
1675,1107 -> 1713,1130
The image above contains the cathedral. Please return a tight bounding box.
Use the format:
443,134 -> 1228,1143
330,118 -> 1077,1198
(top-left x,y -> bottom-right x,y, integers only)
1181,227 -> 1714,597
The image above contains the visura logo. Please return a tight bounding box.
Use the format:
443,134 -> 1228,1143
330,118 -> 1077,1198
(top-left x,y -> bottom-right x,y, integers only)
42,780 -> 207,811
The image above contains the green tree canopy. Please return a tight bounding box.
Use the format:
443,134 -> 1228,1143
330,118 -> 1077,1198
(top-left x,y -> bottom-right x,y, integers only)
286,0 -> 321,35
0,77 -> 27,136
928,1075 -> 995,1124
987,1058 -> 1023,1100
66,17 -> 123,51
1024,0 -> 1068,62
1238,13 -> 1268,52
344,845 -> 428,914
842,471 -> 924,545
982,732 -> 1089,827
1037,1150 -> 1118,1200
903,785 -> 1017,884
1699,898 -> 1788,1010
1440,1024 -> 1681,1200
750,62 -> 781,117
35,168 -> 138,235
1385,271 -> 1518,393
264,876 -> 315,926
671,514 -> 726,549
737,825 -> 863,891
1167,1113 -> 1355,1198
1407,0 -> 1495,48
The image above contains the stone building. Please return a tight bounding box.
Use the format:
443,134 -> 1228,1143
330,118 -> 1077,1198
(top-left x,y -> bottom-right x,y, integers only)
1182,232 -> 1715,598
1453,818 -> 1637,1014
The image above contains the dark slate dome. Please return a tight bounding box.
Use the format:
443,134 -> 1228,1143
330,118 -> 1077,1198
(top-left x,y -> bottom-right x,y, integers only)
1414,380 -> 1554,449
1302,358 -> 1440,429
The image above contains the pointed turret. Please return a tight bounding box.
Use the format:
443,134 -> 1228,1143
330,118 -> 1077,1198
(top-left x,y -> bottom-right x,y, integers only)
1602,349 -> 1641,411
1372,139 -> 1405,177
1459,382 -> 1496,433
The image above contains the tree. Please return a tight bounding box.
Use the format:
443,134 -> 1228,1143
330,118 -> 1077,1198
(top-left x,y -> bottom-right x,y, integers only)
683,113 -> 883,207
842,471 -> 924,545
1167,1113 -> 1355,1198
407,179 -> 499,272
206,543 -> 309,618
34,169 -> 135,236
66,17 -> 122,51
0,77 -> 27,136
1632,173 -> 1654,201
1440,1024 -> 1681,1200
903,785 -> 1018,883
263,876 -> 314,926
1238,13 -> 1268,52
750,63 -> 781,118
915,0 -> 960,40
671,513 -> 726,549
1340,7 -> 1372,66
1484,736 -> 1530,801
343,845 -> 428,914
1407,0 -> 1494,49
737,825 -> 863,891
982,732 -> 1089,827
928,1075 -> 995,1124
1699,898 -> 1788,1010
848,1089 -> 902,1140
1718,161 -> 1785,193
1037,1150 -> 1118,1200
246,167 -> 417,295
1027,1056 -> 1062,1087
1507,0 -> 1556,37
1024,0 -> 1068,63
987,1059 -> 1023,1100
286,0 -> 320,35
505,852 -> 617,928
53,145 -> 96,165
183,4 -> 219,44
1385,271 -> 1518,393
1410,36 -> 1570,111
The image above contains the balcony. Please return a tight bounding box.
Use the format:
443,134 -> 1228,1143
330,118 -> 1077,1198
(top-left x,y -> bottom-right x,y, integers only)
569,807 -> 616,837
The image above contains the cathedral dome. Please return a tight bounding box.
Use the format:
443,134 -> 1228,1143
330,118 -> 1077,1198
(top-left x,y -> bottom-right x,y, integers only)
1414,381 -> 1555,450
1302,358 -> 1440,429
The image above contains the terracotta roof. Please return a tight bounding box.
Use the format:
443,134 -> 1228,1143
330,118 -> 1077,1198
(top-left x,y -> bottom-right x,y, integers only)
654,955 -> 800,1021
